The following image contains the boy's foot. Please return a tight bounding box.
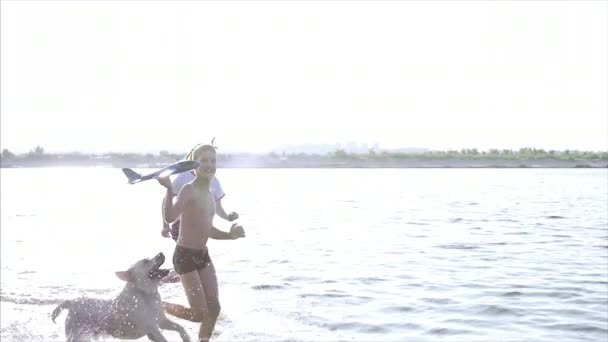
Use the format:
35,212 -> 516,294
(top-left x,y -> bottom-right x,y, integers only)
160,270 -> 181,284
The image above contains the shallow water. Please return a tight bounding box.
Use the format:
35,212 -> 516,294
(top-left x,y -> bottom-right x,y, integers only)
1,168 -> 607,341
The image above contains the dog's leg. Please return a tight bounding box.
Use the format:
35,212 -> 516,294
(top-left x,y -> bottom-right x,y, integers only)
159,317 -> 191,342
67,332 -> 91,342
146,328 -> 169,342
65,315 -> 91,342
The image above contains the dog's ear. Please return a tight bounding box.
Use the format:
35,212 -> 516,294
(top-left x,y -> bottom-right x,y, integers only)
115,270 -> 134,282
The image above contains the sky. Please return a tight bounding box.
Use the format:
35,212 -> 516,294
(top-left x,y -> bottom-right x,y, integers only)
1,0 -> 607,154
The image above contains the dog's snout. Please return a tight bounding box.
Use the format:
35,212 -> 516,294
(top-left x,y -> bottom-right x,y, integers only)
155,252 -> 165,263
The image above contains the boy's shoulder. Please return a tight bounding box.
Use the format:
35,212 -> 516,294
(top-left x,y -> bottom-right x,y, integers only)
172,171 -> 195,195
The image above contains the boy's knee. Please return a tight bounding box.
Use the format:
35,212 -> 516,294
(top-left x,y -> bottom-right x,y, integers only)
190,301 -> 220,322
208,302 -> 221,318
190,310 -> 205,322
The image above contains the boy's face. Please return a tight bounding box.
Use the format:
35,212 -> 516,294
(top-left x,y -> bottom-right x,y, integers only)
194,149 -> 216,179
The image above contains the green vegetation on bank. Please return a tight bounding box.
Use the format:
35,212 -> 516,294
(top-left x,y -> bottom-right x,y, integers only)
1,146 -> 607,166
329,147 -> 608,160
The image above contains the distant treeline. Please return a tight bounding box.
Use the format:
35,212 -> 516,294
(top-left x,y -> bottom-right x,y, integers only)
1,147 -> 186,164
1,146 -> 607,164
328,147 -> 608,160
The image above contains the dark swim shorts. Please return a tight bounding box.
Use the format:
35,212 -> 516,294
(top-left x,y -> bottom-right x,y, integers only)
172,245 -> 212,275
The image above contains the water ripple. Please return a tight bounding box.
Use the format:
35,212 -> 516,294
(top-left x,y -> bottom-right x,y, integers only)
2,168 -> 607,341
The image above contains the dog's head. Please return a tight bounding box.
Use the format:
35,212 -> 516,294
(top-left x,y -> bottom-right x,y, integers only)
115,252 -> 170,293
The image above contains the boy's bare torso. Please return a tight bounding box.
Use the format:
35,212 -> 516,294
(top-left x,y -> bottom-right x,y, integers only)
176,185 -> 216,250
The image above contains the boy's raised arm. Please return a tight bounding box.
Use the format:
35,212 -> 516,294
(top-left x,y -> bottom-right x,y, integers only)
159,177 -> 192,224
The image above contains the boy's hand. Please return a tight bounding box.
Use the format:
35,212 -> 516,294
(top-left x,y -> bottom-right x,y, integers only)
161,224 -> 171,238
227,212 -> 239,221
157,177 -> 172,189
229,223 -> 245,239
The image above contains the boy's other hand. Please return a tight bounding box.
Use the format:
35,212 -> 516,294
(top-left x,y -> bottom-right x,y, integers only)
229,223 -> 245,239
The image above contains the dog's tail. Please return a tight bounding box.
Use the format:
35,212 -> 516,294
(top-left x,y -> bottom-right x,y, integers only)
121,168 -> 141,184
51,300 -> 72,323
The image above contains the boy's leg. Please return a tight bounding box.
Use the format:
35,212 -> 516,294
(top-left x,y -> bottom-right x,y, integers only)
160,270 -> 181,284
163,270 -> 208,323
197,262 -> 220,341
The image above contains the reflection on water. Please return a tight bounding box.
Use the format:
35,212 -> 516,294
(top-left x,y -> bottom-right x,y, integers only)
1,168 -> 607,341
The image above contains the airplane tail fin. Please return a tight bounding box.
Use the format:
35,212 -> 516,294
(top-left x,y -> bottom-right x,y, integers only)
121,168 -> 141,184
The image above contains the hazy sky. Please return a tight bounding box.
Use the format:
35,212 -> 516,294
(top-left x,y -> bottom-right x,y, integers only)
1,1 -> 606,153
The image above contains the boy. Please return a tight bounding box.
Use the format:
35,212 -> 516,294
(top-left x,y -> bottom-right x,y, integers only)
158,144 -> 245,342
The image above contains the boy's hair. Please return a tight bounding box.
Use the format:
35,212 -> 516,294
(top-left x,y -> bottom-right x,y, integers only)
185,138 -> 218,161
186,144 -> 216,161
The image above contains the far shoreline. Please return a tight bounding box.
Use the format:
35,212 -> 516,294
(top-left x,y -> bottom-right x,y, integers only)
2,157 -> 607,169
